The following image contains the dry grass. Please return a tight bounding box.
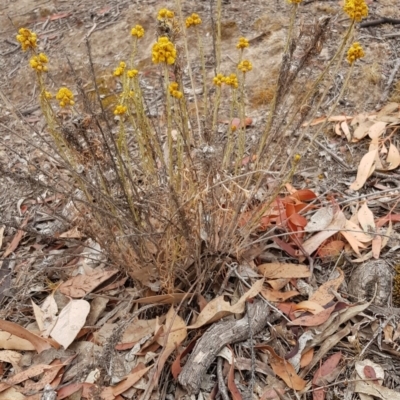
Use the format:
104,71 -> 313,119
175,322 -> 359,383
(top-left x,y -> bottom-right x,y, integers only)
0,0 -> 370,296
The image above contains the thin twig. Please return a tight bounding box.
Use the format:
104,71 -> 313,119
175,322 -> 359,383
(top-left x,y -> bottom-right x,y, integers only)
217,357 -> 230,400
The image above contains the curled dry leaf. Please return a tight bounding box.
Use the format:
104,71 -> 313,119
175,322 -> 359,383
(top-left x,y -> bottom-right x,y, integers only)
353,120 -> 374,141
133,293 -> 193,305
0,331 -> 35,351
260,288 -> 299,302
377,102 -> 399,117
301,210 -> 346,255
101,363 -> 151,400
354,380 -> 400,400
368,121 -> 387,139
146,307 -> 188,394
187,279 -> 264,329
0,388 -> 26,400
0,350 -> 22,373
309,268 -> 344,306
305,207 -> 334,233
350,149 -> 378,190
50,299 -> 90,349
386,143 -> 400,170
23,357 -> 74,393
3,215 -> 29,258
0,363 -> 55,393
317,240 -> 345,259
341,120 -> 351,141
262,345 -> 307,390
59,269 -> 119,298
118,318 -> 159,348
372,235 -> 382,259
0,320 -> 52,353
293,301 -> 325,315
228,354 -> 243,400
344,219 -> 372,243
355,359 -> 384,385
57,382 -> 97,400
288,303 -> 337,327
357,202 -> 375,237
300,348 -> 314,368
31,294 -> 58,338
257,263 -> 311,279
340,231 -> 367,256
312,352 -> 342,400
171,337 -> 197,380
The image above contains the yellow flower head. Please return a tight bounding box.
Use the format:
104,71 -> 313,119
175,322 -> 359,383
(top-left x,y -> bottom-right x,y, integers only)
186,13 -> 202,28
29,53 -> 49,72
152,36 -> 177,65
44,91 -> 52,99
131,25 -> 145,38
158,8 -> 174,20
16,28 -> 37,51
56,87 -> 74,107
294,154 -> 301,162
127,69 -> 138,78
168,82 -> 183,99
113,61 -> 126,77
237,60 -> 252,73
236,37 -> 249,50
288,0 -> 303,3
114,105 -> 127,115
213,73 -> 226,86
347,42 -> 364,64
343,0 -> 368,22
224,73 -> 238,88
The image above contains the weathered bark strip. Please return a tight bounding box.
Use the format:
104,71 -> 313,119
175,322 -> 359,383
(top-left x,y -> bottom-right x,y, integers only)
178,300 -> 270,394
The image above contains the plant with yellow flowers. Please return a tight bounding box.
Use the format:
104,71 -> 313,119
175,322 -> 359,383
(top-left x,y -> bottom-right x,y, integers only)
7,0 -> 370,297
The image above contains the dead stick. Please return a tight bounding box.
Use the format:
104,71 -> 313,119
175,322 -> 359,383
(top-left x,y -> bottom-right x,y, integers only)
178,300 -> 271,394
360,17 -> 400,28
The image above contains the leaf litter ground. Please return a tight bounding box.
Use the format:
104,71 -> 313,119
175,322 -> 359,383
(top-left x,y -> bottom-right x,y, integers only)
1,0 -> 400,399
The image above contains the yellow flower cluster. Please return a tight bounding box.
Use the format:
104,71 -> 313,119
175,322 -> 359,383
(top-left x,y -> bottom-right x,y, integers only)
152,37 -> 177,65
44,91 -> 52,99
168,82 -> 183,99
113,61 -> 126,77
237,60 -> 253,73
131,25 -> 145,38
212,73 -> 238,88
343,0 -> 368,22
114,105 -> 127,115
16,28 -> 37,51
158,8 -> 174,20
224,73 -> 238,88
347,42 -> 364,64
56,87 -> 74,107
213,73 -> 225,86
236,37 -> 249,49
29,53 -> 49,72
186,13 -> 202,28
127,69 -> 138,78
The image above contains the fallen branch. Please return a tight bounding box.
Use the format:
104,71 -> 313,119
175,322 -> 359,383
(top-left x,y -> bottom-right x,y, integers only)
360,17 -> 400,29
178,300 -> 271,394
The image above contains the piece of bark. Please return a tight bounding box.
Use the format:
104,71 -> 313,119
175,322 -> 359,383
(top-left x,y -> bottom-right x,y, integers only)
178,300 -> 271,394
348,260 -> 392,307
